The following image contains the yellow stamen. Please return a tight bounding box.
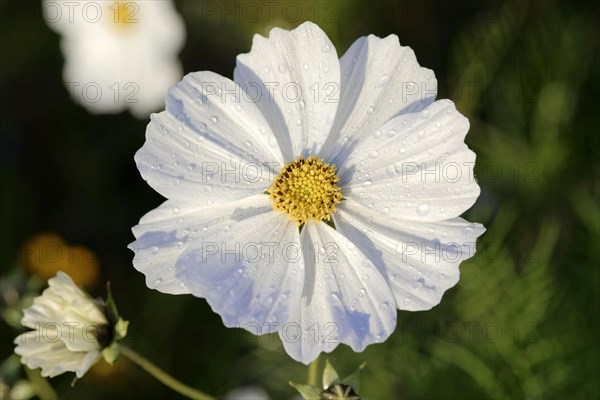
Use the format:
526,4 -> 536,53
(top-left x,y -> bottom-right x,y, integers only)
267,156 -> 342,226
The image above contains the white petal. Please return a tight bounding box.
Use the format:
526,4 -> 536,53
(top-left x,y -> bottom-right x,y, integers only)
175,201 -> 305,329
129,60 -> 184,118
333,199 -> 485,311
21,272 -> 107,329
135,71 -> 285,203
234,21 -> 340,159
338,100 -> 480,221
281,221 -> 397,364
130,195 -> 276,295
320,34 -> 437,161
14,332 -> 98,378
75,351 -> 100,378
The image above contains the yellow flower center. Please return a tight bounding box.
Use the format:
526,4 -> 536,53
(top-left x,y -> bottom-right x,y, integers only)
110,2 -> 136,28
268,156 -> 342,226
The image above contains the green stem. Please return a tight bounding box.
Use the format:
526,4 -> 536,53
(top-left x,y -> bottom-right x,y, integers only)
120,345 -> 216,400
307,355 -> 320,387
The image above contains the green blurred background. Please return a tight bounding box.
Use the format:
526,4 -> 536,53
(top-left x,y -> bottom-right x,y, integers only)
1,0 -> 598,399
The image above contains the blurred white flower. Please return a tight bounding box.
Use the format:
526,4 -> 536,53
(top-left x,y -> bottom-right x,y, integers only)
14,272 -> 108,378
225,386 -> 270,400
130,22 -> 484,364
42,0 -> 185,118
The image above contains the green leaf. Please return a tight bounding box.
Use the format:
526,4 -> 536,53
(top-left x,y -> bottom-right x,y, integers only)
341,362 -> 366,394
322,358 -> 340,389
289,381 -> 321,400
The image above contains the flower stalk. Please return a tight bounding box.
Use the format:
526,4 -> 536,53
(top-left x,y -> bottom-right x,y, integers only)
120,345 -> 216,400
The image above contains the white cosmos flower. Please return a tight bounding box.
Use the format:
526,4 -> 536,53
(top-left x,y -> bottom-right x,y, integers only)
43,0 -> 185,118
14,272 -> 108,378
130,22 -> 485,364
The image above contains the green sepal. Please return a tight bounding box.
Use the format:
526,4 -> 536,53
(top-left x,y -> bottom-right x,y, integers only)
114,317 -> 129,341
101,342 -> 121,365
104,282 -> 119,327
289,381 -> 322,400
322,358 -> 340,389
101,283 -> 129,365
340,362 -> 366,394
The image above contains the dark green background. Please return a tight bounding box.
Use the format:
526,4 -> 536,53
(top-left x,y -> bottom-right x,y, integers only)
1,0 -> 598,399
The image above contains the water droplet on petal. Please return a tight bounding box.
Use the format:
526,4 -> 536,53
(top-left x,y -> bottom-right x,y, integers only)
417,202 -> 430,216
368,150 -> 379,158
209,116 -> 219,124
376,75 -> 391,87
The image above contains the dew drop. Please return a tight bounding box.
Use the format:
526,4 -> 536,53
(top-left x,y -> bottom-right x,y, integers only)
358,288 -> 367,297
149,246 -> 159,254
376,75 -> 391,87
152,278 -> 163,287
399,147 -> 406,154
368,150 -> 379,159
209,116 -> 219,124
417,202 -> 430,216
363,180 -> 373,187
